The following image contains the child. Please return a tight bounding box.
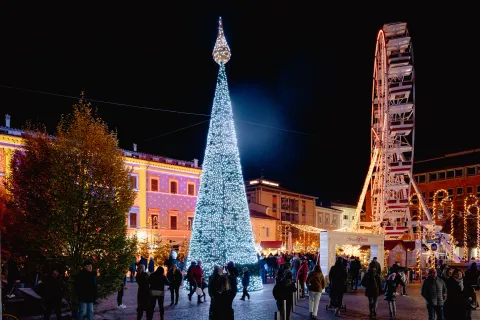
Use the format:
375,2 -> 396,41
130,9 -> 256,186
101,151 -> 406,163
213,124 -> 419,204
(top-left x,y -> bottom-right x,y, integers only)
384,273 -> 397,318
240,267 -> 250,300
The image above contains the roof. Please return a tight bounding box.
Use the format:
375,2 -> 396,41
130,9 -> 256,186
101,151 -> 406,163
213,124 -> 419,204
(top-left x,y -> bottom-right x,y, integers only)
260,241 -> 282,249
384,240 -> 416,251
250,210 -> 279,220
414,149 -> 480,174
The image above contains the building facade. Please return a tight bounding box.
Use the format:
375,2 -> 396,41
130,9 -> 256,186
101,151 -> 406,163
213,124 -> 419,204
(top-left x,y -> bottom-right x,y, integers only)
315,206 -> 342,230
0,120 -> 201,250
248,202 -> 279,249
245,178 -> 318,243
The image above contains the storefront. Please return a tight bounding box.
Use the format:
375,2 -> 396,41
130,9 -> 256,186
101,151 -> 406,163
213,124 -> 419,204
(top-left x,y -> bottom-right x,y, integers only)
259,241 -> 283,255
319,231 -> 385,275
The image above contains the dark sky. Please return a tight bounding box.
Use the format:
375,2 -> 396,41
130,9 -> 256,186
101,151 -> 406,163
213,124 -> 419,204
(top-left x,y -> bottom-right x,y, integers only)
0,3 -> 476,204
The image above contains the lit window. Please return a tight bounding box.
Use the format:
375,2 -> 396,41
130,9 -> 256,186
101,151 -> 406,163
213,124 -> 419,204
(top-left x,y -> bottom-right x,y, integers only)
130,175 -> 138,190
151,179 -> 159,192
187,216 -> 194,231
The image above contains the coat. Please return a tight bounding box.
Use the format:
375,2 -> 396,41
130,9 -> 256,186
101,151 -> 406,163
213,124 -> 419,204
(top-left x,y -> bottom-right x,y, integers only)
306,271 -> 326,293
167,269 -> 182,288
242,271 -> 250,287
421,276 -> 447,306
42,275 -> 63,302
361,270 -> 382,297
149,269 -> 170,291
297,262 -> 309,282
329,263 -> 347,300
136,272 -> 150,311
74,269 -> 97,303
383,279 -> 397,301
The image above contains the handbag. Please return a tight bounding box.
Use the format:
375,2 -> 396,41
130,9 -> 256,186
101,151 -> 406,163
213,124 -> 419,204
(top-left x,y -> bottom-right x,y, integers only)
150,290 -> 164,297
196,287 -> 203,296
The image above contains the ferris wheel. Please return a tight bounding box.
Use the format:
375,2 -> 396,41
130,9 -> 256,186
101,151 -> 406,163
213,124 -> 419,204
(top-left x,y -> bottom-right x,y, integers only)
352,22 -> 432,234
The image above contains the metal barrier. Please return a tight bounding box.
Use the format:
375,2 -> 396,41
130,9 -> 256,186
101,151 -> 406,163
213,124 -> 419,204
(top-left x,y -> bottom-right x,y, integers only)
274,300 -> 287,320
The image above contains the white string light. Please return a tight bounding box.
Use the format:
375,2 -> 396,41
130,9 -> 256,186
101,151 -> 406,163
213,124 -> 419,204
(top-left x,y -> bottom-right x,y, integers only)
186,18 -> 261,291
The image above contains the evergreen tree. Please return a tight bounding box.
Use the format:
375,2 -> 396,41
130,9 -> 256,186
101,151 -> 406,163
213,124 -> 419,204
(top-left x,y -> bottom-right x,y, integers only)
187,18 -> 261,290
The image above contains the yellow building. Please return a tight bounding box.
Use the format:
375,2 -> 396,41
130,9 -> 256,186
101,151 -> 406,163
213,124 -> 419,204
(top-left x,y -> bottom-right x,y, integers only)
249,202 -> 280,251
245,178 -> 318,245
0,120 -> 201,251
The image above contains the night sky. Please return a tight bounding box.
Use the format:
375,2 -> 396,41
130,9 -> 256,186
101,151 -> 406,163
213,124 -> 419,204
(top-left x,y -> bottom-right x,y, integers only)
0,4 -> 475,204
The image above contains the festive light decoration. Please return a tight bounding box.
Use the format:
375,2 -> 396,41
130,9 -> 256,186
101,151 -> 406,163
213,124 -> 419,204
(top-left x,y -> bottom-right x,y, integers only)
186,18 -> 261,291
290,224 -> 325,233
463,194 -> 479,261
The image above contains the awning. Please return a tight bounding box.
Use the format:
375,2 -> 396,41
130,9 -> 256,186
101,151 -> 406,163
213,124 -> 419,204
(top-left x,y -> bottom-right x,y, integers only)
260,241 -> 283,249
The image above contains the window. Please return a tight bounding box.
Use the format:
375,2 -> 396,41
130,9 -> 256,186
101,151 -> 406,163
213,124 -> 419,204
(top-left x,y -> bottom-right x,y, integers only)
332,215 -> 337,224
455,169 -> 463,178
352,216 -> 355,220
429,173 -> 437,182
170,180 -> 178,194
301,200 -> 306,214
457,187 -> 463,196
467,186 -> 473,194
438,171 -> 446,180
170,215 -> 177,230
150,178 -> 159,192
343,215 -> 348,220
130,175 -> 138,190
325,215 -> 329,224
187,183 -> 195,196
477,185 -> 480,198
247,193 -> 251,203
187,217 -> 194,231
272,195 -> 277,212
129,212 -> 137,228
150,214 -> 159,229
437,191 -> 444,202
448,188 -> 453,196
467,167 -> 476,176
446,170 -> 454,179
265,227 -> 270,238
418,174 -> 426,183
318,215 -> 322,225
428,191 -> 434,203
251,192 -> 257,204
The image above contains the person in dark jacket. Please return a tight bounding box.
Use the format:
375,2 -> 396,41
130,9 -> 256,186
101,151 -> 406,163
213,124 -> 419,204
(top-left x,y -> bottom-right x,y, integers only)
148,266 -> 170,320
148,257 -> 155,274
350,257 -> 361,290
42,268 -> 63,320
421,268 -> 447,320
129,260 -> 137,282
444,269 -> 466,320
166,264 -> 182,305
273,271 -> 296,320
138,256 -> 148,272
384,272 -> 397,318
240,267 -> 250,300
226,261 -> 239,303
136,265 -> 150,320
329,257 -> 348,316
75,259 -> 97,320
6,255 -> 20,296
212,275 -> 234,320
208,265 -> 223,320
361,262 -> 382,318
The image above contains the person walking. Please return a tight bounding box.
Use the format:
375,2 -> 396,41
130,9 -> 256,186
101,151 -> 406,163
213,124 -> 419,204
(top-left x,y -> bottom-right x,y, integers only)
361,262 -> 382,319
273,271 -> 297,320
421,268 -> 447,320
135,265 -> 150,320
148,266 -> 170,320
239,267 -> 250,301
306,265 -> 326,320
444,269 -> 466,320
117,274 -> 127,309
350,257 -> 361,290
42,268 -> 63,320
129,260 -> 137,282
75,260 -> 97,320
148,257 -> 155,274
167,264 -> 182,305
297,259 -> 309,299
212,275 -> 234,320
329,257 -> 348,316
188,260 -> 204,304
384,273 -> 397,318
226,261 -> 239,303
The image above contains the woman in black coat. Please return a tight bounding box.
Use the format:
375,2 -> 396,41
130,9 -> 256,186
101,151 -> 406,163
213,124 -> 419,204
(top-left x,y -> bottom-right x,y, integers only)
136,265 -> 150,320
361,263 -> 382,318
329,257 -> 348,316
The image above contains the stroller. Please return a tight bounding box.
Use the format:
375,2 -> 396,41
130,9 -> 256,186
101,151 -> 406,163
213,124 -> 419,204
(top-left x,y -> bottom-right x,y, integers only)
325,281 -> 347,315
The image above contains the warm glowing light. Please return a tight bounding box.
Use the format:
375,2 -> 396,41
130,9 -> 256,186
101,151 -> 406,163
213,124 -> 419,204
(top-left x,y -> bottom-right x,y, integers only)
212,17 -> 231,65
249,180 -> 259,185
261,180 -> 279,187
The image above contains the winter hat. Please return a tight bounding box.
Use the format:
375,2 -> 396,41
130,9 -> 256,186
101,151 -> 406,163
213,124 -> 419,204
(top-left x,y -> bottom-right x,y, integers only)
82,259 -> 93,267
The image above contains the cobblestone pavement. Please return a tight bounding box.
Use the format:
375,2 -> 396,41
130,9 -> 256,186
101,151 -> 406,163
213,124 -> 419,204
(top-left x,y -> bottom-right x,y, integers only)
20,280 -> 480,319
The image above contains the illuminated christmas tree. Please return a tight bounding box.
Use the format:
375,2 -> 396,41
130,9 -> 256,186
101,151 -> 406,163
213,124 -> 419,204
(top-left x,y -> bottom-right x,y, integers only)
187,17 -> 262,291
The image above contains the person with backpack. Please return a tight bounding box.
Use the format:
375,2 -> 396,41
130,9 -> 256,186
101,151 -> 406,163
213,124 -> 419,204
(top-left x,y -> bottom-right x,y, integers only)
361,262 -> 383,319
273,270 -> 297,320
